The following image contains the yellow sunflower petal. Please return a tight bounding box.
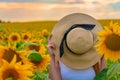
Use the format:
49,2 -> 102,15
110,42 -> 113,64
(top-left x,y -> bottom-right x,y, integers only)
10,55 -> 17,66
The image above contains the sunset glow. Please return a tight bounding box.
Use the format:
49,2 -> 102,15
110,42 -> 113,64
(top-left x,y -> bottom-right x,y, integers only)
0,0 -> 119,21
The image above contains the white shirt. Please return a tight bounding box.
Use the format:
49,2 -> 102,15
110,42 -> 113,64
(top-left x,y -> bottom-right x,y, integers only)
60,61 -> 96,80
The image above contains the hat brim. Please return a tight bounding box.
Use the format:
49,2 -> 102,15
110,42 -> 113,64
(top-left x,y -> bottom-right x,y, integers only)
51,13 -> 103,69
61,43 -> 101,69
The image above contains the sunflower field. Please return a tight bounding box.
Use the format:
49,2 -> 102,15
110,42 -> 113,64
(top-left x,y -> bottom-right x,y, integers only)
0,26 -> 50,80
0,20 -> 120,80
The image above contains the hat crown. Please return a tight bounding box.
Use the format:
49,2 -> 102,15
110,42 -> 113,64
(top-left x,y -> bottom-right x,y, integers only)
66,28 -> 93,54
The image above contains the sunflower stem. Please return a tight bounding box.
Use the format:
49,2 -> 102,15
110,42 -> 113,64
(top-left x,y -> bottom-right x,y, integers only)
13,42 -> 16,50
115,73 -> 118,80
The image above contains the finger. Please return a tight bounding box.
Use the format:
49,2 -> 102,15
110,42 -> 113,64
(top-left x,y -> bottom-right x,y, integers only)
48,42 -> 55,49
48,47 -> 54,55
48,47 -> 55,62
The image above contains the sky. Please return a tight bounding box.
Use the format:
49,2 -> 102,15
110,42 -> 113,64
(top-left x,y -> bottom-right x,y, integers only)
0,0 -> 120,22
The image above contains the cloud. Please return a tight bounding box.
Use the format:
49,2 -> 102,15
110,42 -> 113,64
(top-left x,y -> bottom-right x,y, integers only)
0,0 -> 63,3
0,2 -> 119,22
0,0 -> 119,4
109,2 -> 120,10
63,0 -> 120,4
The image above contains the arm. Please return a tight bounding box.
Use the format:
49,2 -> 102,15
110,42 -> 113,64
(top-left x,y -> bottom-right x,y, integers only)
48,35 -> 62,80
93,55 -> 107,74
100,56 -> 107,71
49,52 -> 62,80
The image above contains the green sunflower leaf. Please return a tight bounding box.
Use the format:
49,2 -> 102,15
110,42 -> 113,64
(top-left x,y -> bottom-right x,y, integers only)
28,53 -> 42,62
30,50 -> 39,54
6,77 -> 12,80
94,68 -> 108,80
24,42 -> 39,47
107,62 -> 120,79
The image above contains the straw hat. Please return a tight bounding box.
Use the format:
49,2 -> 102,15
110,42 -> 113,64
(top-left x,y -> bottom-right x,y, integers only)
51,13 -> 103,69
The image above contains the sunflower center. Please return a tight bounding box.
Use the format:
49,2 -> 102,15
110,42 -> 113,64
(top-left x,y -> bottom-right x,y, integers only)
24,35 -> 29,40
105,34 -> 120,51
3,48 -> 22,63
11,35 -> 18,41
28,45 -> 40,51
2,68 -> 19,80
4,37 -> 8,42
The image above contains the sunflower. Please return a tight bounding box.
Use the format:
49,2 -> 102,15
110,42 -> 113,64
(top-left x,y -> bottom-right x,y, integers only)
27,43 -> 40,52
42,29 -> 49,37
0,46 -> 29,66
36,32 -> 41,36
26,39 -> 47,55
9,32 -> 20,42
32,39 -> 43,44
3,37 -> 8,43
95,22 -> 120,61
0,55 -> 33,80
30,54 -> 50,72
26,39 -> 43,52
22,32 -> 31,42
39,44 -> 47,55
22,30 -> 26,34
